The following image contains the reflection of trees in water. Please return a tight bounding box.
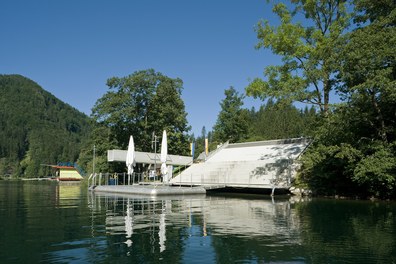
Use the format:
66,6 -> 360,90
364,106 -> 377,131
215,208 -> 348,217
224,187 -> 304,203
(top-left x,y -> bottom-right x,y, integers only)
1,182 -> 106,263
294,199 -> 396,264
89,193 -> 396,263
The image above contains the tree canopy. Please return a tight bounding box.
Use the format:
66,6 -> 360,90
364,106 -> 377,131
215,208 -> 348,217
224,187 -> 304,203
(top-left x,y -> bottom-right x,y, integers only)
249,99 -> 317,141
246,0 -> 350,114
312,0 -> 396,198
203,89 -> 316,157
212,87 -> 250,143
249,0 -> 396,198
83,69 -> 191,173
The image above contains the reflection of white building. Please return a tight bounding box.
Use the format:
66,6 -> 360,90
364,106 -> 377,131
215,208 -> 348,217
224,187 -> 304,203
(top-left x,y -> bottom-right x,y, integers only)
95,193 -> 304,252
187,198 -> 300,240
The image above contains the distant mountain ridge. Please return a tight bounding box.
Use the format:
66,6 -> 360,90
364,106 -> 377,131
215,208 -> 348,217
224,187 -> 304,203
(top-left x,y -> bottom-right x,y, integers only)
0,74 -> 92,177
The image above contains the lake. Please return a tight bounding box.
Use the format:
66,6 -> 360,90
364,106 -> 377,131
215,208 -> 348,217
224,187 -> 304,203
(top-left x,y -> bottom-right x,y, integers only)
0,181 -> 395,263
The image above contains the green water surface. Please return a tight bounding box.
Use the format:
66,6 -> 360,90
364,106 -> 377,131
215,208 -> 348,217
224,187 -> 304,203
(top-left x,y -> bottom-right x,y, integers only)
0,181 -> 395,263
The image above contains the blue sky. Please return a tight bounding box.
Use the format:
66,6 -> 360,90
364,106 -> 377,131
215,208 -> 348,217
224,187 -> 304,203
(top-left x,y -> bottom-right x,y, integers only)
1,0 -> 281,135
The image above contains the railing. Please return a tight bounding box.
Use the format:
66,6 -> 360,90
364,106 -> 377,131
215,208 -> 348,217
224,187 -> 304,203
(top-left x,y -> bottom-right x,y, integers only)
205,140 -> 229,161
88,171 -> 166,189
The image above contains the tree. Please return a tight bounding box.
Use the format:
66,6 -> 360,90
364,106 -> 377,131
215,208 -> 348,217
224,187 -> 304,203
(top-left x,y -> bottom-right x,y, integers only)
340,0 -> 396,143
274,0 -> 396,198
147,76 -> 191,155
92,69 -> 157,150
91,69 -> 191,157
246,0 -> 350,114
336,0 -> 396,197
213,87 -> 250,143
193,126 -> 206,158
201,126 -> 207,140
77,124 -> 121,174
248,99 -> 316,140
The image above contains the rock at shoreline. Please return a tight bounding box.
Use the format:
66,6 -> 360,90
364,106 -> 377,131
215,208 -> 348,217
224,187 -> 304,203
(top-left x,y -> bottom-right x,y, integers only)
289,186 -> 312,196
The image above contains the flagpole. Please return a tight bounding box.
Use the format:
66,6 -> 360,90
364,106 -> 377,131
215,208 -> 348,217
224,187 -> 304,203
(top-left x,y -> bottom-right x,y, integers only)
93,144 -> 96,175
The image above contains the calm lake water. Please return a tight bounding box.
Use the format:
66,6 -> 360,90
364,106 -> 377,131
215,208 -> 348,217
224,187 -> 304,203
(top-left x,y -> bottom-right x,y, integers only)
0,181 -> 395,264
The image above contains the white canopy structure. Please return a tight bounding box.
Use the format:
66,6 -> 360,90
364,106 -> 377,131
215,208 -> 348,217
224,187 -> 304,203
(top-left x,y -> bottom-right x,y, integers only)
108,150 -> 191,166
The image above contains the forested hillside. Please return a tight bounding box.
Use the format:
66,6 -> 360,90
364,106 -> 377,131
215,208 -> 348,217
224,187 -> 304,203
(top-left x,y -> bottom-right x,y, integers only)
0,74 -> 92,177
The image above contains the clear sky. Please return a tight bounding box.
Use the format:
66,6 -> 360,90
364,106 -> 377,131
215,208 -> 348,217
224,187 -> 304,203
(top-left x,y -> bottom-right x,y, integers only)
1,0 -> 281,136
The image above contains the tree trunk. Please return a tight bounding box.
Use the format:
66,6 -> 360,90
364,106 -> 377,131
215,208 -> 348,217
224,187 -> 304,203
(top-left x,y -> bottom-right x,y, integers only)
370,89 -> 387,142
323,78 -> 331,115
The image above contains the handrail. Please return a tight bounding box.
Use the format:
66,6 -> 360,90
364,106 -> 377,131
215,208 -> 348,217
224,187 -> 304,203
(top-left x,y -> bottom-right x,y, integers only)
89,172 -> 149,189
205,141 -> 229,161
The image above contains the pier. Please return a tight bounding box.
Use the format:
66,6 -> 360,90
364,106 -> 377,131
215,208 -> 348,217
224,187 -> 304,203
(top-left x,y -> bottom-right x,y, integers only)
91,184 -> 206,197
89,138 -> 311,196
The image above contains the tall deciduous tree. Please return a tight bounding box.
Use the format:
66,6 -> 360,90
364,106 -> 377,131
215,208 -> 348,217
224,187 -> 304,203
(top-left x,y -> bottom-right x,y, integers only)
91,69 -> 190,156
340,0 -> 396,143
213,87 -> 250,143
148,76 -> 191,155
246,0 -> 350,114
299,0 -> 396,198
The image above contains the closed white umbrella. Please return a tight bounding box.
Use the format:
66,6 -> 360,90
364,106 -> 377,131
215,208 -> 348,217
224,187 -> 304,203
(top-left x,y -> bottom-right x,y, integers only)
126,135 -> 135,176
160,130 -> 168,179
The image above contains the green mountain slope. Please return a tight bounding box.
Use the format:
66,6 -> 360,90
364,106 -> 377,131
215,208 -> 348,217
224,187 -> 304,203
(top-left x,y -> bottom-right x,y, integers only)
0,74 -> 92,177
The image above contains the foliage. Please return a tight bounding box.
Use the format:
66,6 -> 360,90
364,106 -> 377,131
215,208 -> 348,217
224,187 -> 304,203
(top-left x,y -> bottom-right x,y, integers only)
353,142 -> 396,197
77,124 -> 121,174
300,105 -> 396,198
299,90 -> 396,198
0,75 -> 92,177
147,75 -> 191,155
299,143 -> 363,196
251,0 -> 396,198
246,0 -> 350,114
191,126 -> 208,159
90,69 -> 191,169
340,0 -> 396,143
212,87 -> 250,143
200,91 -> 317,160
248,99 -> 317,141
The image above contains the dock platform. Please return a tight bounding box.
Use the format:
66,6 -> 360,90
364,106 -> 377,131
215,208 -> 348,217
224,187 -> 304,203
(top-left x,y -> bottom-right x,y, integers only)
91,184 -> 206,197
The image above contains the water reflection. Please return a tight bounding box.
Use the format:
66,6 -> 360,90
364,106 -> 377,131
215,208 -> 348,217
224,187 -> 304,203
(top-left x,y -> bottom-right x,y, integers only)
86,193 -> 396,263
88,192 -> 309,259
1,182 -> 396,263
294,199 -> 396,264
55,183 -> 82,208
